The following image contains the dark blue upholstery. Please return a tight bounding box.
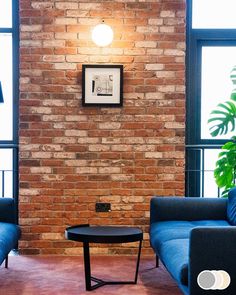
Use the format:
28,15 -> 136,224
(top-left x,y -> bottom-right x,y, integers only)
150,196 -> 236,295
150,220 -> 230,286
0,198 -> 21,266
227,187 -> 236,225
150,197 -> 227,223
159,237 -> 189,285
0,198 -> 17,224
0,222 -> 21,264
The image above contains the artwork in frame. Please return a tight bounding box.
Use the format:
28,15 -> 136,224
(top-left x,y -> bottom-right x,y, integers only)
82,64 -> 123,107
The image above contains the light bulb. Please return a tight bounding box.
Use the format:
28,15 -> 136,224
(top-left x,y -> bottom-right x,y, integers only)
91,23 -> 113,47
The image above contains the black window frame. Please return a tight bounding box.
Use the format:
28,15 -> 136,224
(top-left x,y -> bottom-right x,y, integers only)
0,0 -> 19,223
186,0 -> 236,197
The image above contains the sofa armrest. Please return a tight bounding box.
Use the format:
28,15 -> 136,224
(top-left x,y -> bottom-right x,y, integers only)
189,227 -> 236,295
0,198 -> 16,224
150,197 -> 227,223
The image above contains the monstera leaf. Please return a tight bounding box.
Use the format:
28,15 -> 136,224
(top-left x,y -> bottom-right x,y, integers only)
214,141 -> 236,197
208,101 -> 236,137
230,90 -> 236,101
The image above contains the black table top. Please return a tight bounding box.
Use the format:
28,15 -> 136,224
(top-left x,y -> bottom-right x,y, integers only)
65,225 -> 143,244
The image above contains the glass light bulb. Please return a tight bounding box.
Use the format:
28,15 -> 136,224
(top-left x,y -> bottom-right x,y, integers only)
92,23 -> 113,47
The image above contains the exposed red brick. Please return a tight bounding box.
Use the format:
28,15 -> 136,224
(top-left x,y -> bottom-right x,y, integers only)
19,0 -> 186,256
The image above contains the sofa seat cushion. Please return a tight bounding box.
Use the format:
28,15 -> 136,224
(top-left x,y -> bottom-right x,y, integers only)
161,238 -> 189,285
0,222 -> 21,265
150,220 -> 230,286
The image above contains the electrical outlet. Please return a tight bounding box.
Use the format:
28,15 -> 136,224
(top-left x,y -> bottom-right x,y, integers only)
95,202 -> 111,212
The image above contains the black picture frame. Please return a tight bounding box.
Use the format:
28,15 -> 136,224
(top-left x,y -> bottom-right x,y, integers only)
82,64 -> 123,107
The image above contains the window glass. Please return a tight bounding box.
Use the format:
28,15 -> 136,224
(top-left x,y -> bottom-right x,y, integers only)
0,33 -> 13,140
192,0 -> 236,29
201,46 -> 236,140
203,149 -> 221,197
0,149 -> 13,197
0,0 -> 12,28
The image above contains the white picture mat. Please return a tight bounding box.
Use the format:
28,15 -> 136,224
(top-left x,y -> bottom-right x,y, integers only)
85,68 -> 120,104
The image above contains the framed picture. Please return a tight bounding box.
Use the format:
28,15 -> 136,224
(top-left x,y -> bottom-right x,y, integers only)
82,64 -> 123,107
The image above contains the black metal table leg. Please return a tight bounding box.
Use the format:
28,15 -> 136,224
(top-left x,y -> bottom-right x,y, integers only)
82,239 -> 142,290
83,242 -> 92,291
134,239 -> 142,283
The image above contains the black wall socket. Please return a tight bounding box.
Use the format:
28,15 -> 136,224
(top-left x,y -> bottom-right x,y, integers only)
95,202 -> 111,212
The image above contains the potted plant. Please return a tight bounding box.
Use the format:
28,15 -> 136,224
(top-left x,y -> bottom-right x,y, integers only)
208,66 -> 236,197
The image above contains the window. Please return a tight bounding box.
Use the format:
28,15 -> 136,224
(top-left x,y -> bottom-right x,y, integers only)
186,0 -> 236,197
0,33 -> 13,140
192,0 -> 236,29
0,0 -> 19,218
201,45 -> 236,140
0,1 -> 12,28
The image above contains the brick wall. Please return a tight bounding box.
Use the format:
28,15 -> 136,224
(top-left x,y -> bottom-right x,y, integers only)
19,0 -> 186,255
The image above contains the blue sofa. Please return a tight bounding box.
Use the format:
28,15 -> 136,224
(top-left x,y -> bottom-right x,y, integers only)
0,198 -> 21,268
150,194 -> 236,295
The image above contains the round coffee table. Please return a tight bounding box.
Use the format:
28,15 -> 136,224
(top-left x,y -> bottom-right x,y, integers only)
65,224 -> 143,291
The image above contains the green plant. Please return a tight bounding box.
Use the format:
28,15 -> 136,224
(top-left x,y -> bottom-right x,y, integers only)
208,66 -> 236,197
213,139 -> 236,197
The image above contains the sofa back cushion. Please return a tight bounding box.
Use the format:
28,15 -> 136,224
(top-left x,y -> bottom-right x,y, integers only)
0,198 -> 16,224
150,197 -> 227,223
227,188 -> 236,225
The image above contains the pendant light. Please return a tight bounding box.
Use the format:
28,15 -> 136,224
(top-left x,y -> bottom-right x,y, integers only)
91,20 -> 113,47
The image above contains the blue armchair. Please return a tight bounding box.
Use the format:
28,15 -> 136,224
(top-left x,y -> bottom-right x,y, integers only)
0,198 -> 21,268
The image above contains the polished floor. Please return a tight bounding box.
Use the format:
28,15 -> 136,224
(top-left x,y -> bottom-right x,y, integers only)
0,256 -> 182,295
